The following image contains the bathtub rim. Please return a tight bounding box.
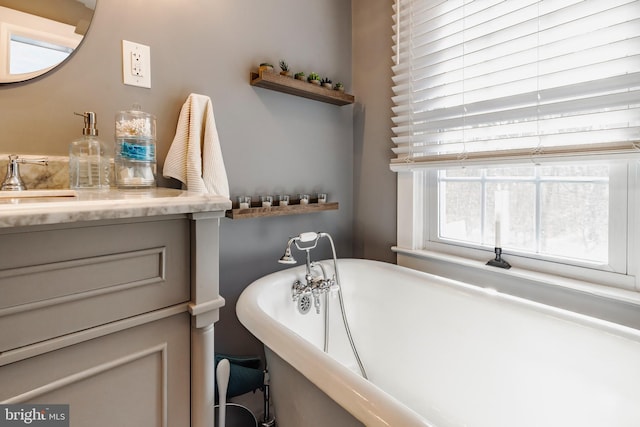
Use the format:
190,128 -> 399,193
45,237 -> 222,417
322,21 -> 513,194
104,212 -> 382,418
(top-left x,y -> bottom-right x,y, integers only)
236,260 -> 434,427
237,258 -> 640,427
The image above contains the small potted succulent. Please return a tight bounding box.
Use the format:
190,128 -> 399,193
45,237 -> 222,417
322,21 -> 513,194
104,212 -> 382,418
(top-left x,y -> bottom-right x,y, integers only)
294,71 -> 306,81
307,72 -> 321,85
279,60 -> 292,77
321,77 -> 333,89
334,82 -> 345,92
259,62 -> 274,74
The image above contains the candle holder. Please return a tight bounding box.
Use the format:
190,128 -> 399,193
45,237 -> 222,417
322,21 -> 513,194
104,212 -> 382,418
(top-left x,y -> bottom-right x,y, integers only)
237,196 -> 252,209
486,247 -> 511,269
277,194 -> 289,206
298,194 -> 309,205
260,195 -> 273,208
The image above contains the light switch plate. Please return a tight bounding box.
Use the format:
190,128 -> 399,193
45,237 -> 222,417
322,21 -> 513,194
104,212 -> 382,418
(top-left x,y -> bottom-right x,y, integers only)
122,40 -> 151,88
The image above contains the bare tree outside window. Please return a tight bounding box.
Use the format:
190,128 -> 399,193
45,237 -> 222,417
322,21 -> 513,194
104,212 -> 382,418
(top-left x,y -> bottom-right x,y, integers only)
438,165 -> 609,264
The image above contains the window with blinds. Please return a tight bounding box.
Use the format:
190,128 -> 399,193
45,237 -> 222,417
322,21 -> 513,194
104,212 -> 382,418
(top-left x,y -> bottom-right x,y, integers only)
390,0 -> 640,169
392,0 -> 640,290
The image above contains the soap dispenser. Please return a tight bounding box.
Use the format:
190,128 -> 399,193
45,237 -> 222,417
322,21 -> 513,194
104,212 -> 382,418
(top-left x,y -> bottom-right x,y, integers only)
69,112 -> 110,189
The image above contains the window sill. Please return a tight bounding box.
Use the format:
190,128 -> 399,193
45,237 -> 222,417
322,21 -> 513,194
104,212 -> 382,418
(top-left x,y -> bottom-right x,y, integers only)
392,246 -> 640,330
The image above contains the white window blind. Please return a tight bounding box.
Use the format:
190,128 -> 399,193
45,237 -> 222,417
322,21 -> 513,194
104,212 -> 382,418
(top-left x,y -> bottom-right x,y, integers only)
390,0 -> 640,170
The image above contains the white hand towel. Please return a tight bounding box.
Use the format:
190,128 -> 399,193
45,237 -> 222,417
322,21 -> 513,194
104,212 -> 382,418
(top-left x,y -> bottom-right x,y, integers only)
163,93 -> 230,197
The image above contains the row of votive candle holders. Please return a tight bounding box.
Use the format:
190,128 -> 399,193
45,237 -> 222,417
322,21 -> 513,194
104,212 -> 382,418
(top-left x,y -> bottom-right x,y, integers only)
237,193 -> 327,209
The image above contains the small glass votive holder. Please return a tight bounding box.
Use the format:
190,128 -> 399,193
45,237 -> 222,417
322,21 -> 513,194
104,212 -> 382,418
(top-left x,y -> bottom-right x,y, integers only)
237,196 -> 251,209
317,193 -> 327,204
277,194 -> 289,206
261,195 -> 273,208
298,194 -> 309,205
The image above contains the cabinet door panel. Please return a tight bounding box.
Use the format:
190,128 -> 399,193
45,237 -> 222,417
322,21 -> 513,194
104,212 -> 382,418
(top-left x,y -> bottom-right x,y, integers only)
0,313 -> 190,427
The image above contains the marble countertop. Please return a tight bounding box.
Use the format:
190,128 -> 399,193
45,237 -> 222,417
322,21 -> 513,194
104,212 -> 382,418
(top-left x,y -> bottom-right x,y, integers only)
0,187 -> 232,228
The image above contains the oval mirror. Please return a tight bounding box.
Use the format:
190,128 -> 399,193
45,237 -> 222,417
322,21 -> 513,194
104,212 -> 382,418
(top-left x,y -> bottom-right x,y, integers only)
0,0 -> 96,84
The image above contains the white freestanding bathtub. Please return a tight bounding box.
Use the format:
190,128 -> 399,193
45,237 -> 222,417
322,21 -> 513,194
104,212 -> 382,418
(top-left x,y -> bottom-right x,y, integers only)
236,259 -> 640,427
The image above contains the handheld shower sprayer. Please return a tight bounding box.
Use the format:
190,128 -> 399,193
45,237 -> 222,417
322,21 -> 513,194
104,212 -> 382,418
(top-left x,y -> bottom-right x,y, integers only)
278,244 -> 297,264
278,232 -> 321,265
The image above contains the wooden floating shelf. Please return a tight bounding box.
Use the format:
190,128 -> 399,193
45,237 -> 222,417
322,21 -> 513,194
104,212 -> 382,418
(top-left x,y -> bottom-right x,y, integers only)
250,71 -> 354,106
226,202 -> 339,219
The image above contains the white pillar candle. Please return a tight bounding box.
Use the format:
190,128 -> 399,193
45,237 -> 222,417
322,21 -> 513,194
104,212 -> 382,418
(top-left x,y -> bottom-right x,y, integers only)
494,190 -> 509,248
239,202 -> 249,209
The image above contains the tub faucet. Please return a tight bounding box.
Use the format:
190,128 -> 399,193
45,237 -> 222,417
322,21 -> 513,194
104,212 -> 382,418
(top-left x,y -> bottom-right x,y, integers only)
279,232 -> 338,313
278,231 -> 369,379
291,262 -> 335,314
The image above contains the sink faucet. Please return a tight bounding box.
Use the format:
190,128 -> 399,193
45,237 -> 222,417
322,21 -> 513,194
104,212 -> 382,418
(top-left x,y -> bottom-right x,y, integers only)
1,154 -> 48,191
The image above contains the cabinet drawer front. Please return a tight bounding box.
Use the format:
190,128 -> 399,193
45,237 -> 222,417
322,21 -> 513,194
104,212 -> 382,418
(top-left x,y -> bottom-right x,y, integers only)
0,219 -> 190,352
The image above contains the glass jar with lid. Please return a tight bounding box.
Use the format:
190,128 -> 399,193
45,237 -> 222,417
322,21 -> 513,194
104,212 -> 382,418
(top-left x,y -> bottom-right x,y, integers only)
114,105 -> 156,188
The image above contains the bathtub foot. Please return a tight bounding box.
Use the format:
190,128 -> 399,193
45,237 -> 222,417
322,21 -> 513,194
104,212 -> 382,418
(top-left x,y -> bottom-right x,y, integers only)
486,247 -> 511,269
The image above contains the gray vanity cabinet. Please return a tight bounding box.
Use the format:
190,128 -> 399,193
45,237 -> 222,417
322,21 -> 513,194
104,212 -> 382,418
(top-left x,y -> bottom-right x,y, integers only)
0,207 -> 225,427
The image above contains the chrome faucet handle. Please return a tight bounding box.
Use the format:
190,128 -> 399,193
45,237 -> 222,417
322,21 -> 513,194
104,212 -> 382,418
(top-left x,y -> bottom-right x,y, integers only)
312,288 -> 322,314
1,154 -> 48,191
291,280 -> 305,301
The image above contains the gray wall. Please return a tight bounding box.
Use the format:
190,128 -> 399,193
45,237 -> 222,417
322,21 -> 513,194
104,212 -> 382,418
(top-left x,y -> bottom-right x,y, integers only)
352,0 -> 396,263
0,0 -> 358,357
